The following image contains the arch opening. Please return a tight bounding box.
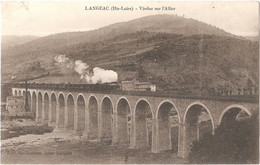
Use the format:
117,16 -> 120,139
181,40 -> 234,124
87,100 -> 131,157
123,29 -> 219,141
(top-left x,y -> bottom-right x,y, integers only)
89,96 -> 98,139
37,92 -> 43,123
23,91 -> 25,96
101,97 -> 113,140
50,93 -> 57,127
134,100 -> 153,148
14,90 -> 18,96
77,95 -> 85,132
67,94 -> 75,130
184,103 -> 214,156
117,98 -> 131,146
27,92 -> 31,112
58,94 -> 65,128
32,92 -> 37,119
220,106 -> 250,127
18,90 -> 21,96
43,93 -> 49,125
157,102 -> 179,152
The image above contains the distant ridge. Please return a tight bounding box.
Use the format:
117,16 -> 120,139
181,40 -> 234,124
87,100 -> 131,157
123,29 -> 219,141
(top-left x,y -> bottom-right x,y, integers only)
1,35 -> 39,49
2,14 -> 236,55
243,35 -> 259,41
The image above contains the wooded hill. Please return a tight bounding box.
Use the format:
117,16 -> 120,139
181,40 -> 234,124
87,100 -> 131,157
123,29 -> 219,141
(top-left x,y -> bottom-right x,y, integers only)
2,14 -> 258,95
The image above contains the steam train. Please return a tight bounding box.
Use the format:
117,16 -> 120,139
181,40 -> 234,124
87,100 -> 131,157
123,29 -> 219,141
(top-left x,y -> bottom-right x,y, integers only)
6,81 -> 121,92
6,79 -> 157,92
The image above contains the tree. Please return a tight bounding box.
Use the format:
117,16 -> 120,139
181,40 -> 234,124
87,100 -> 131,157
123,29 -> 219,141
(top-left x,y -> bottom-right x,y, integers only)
189,111 -> 259,164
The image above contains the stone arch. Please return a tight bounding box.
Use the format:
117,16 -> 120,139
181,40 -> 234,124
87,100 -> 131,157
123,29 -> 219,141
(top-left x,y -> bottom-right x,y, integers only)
156,100 -> 180,122
101,96 -> 114,140
134,99 -> 153,148
219,104 -> 251,126
57,93 -> 65,128
37,92 -> 43,123
22,90 -> 25,96
115,96 -> 132,113
31,91 -> 37,119
88,95 -> 98,139
116,97 -> 131,146
101,95 -> 115,111
133,98 -> 153,116
184,102 -> 215,132
156,100 -> 180,152
183,102 -> 215,157
43,92 -> 49,125
50,92 -> 57,127
66,94 -> 75,130
76,94 -> 86,132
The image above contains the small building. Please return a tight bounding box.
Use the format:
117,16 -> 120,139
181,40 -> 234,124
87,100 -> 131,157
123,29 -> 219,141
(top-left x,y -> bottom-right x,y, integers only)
134,81 -> 151,91
121,81 -> 156,92
121,81 -> 135,91
6,96 -> 26,116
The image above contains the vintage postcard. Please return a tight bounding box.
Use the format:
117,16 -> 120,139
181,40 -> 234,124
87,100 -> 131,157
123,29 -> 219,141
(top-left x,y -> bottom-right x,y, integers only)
1,1 -> 259,164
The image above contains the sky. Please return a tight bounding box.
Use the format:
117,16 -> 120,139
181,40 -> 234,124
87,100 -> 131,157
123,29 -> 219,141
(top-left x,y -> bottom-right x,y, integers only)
1,1 -> 259,37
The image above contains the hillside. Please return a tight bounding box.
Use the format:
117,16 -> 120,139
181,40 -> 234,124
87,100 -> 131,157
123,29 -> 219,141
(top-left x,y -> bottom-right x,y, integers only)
1,14 -> 258,95
57,32 -> 259,92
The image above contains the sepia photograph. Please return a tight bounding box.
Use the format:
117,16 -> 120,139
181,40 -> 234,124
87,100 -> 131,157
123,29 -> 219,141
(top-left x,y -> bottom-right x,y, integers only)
1,1 -> 259,164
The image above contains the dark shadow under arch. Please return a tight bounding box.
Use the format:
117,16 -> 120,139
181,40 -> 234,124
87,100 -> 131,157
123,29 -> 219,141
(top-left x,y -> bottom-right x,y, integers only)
88,96 -> 98,139
27,91 -> 31,112
50,93 -> 57,127
101,97 -> 113,140
134,99 -> 153,148
220,106 -> 251,127
58,94 -> 65,128
67,94 -> 75,130
37,92 -> 43,122
183,103 -> 214,157
157,101 -> 179,152
32,92 -> 37,119
117,98 -> 131,146
77,95 -> 85,132
43,93 -> 49,125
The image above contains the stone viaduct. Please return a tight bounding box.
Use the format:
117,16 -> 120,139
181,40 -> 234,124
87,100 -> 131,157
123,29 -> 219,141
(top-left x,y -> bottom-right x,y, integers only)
12,85 -> 258,158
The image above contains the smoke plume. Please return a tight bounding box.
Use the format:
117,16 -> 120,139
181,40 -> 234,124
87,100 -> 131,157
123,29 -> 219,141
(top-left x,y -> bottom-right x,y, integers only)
54,55 -> 118,84
91,67 -> 118,84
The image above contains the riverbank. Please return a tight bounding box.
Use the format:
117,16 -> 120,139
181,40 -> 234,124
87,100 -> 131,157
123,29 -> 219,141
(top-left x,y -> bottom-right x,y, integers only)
1,118 -> 54,140
1,131 -> 187,164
